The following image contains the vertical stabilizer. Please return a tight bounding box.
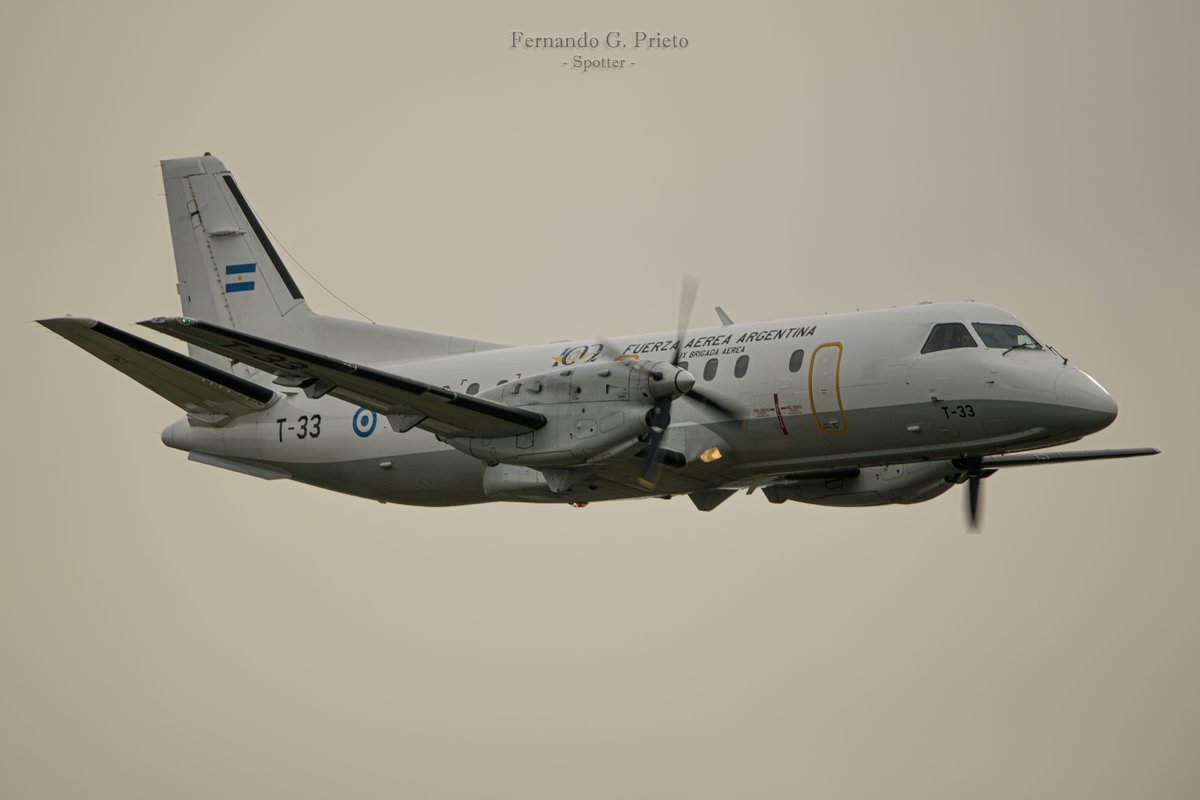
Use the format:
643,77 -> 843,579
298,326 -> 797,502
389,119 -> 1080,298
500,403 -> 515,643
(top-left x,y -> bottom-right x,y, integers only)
158,154 -> 509,369
161,155 -> 314,366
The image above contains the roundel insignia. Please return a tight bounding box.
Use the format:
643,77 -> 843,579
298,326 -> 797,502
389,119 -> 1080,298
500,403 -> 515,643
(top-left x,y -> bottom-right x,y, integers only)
352,408 -> 378,438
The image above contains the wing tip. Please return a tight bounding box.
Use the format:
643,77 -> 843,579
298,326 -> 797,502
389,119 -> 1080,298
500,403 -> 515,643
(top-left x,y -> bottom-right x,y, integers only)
38,316 -> 99,334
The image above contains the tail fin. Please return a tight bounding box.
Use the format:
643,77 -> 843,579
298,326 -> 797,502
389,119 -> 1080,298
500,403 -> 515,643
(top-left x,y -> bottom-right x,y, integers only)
160,154 -> 509,369
161,155 -> 314,362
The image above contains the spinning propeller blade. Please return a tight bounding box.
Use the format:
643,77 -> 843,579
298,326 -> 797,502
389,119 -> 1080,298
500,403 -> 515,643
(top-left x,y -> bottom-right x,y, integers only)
967,474 -> 982,531
638,274 -> 744,488
956,458 -> 1005,532
684,386 -> 740,417
598,275 -> 744,489
672,273 -> 699,368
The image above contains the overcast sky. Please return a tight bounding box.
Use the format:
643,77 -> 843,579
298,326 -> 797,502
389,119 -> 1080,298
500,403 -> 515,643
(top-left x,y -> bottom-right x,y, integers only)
2,2 -> 1197,798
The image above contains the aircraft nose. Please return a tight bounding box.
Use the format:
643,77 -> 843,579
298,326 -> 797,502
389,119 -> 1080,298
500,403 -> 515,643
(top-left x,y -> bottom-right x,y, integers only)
1055,368 -> 1117,433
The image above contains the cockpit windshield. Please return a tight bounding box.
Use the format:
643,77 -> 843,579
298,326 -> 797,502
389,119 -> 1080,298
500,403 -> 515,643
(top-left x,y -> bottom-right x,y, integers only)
972,323 -> 1042,350
920,323 -> 978,354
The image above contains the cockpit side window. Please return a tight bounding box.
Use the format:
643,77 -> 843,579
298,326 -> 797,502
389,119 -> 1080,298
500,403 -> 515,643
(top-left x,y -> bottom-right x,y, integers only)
972,323 -> 1042,350
921,322 -> 978,354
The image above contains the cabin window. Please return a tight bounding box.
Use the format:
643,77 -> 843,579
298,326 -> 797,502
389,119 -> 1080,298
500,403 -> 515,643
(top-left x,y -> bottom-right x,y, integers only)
788,349 -> 805,372
972,323 -> 1042,350
703,358 -> 719,381
921,323 -> 977,353
497,379 -> 508,386
466,383 -> 480,395
734,354 -> 750,378
677,361 -> 689,373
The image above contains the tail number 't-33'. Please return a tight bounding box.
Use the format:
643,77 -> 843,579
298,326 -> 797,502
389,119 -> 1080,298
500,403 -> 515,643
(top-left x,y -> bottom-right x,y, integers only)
276,415 -> 322,442
941,404 -> 975,419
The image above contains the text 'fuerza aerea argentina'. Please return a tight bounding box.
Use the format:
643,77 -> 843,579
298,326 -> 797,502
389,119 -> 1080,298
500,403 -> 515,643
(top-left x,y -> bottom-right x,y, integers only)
624,326 -> 819,358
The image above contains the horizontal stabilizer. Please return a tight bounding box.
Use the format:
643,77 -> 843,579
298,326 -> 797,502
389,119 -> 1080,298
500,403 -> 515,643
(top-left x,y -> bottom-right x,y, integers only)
39,317 -> 277,424
140,316 -> 546,438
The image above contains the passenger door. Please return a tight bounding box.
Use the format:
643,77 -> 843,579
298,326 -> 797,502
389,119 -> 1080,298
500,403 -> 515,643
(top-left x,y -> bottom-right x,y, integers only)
809,343 -> 848,434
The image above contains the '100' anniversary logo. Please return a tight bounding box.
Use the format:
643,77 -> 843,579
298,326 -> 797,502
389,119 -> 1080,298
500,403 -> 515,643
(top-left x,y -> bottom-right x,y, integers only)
553,343 -> 606,367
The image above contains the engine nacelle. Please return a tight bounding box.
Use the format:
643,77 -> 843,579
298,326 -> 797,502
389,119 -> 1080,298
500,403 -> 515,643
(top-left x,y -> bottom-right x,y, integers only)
481,463 -> 557,502
762,461 -> 959,507
447,359 -> 683,468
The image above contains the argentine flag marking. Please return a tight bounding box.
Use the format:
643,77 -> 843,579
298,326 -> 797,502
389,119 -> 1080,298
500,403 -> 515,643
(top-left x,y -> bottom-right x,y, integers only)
225,263 -> 256,293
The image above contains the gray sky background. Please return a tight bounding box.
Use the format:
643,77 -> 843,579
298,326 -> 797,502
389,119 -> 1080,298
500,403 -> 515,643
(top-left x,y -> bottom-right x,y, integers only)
2,2 -> 1197,798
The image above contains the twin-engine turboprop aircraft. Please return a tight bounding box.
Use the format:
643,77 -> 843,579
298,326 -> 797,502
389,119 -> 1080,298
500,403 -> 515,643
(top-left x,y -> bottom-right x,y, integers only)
40,155 -> 1157,529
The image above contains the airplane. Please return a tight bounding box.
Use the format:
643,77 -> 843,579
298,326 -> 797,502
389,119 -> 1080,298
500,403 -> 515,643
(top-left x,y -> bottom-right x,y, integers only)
39,154 -> 1158,530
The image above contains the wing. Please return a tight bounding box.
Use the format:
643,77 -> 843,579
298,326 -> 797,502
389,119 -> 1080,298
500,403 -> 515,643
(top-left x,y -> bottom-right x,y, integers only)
140,316 -> 546,439
39,317 -> 277,424
968,448 -> 1161,468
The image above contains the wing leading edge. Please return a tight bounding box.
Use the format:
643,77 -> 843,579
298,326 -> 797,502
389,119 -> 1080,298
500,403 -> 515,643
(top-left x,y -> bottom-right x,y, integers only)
957,448 -> 1161,469
140,317 -> 546,439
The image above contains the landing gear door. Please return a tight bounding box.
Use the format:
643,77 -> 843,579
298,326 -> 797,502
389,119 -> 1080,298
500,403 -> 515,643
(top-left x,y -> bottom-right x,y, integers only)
809,342 -> 848,435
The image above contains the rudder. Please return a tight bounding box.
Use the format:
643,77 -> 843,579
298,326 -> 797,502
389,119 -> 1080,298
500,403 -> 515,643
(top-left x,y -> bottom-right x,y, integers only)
161,155 -> 313,356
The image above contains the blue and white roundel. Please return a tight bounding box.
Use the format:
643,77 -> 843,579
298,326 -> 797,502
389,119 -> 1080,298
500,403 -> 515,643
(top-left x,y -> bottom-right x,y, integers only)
352,408 -> 377,438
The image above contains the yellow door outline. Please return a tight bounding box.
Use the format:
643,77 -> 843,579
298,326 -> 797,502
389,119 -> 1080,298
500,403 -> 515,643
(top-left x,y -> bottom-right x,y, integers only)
808,342 -> 849,435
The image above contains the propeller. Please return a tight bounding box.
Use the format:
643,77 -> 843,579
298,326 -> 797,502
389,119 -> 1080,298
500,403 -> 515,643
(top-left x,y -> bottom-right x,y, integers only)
956,457 -> 998,532
967,471 -> 982,530
634,275 -> 739,489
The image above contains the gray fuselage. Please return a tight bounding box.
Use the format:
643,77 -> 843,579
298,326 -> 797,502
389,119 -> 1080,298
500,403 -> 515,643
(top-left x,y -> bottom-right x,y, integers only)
162,302 -> 1117,507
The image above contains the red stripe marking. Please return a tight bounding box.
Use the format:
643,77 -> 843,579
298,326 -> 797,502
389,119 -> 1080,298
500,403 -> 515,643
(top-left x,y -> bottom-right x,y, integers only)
773,393 -> 789,435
